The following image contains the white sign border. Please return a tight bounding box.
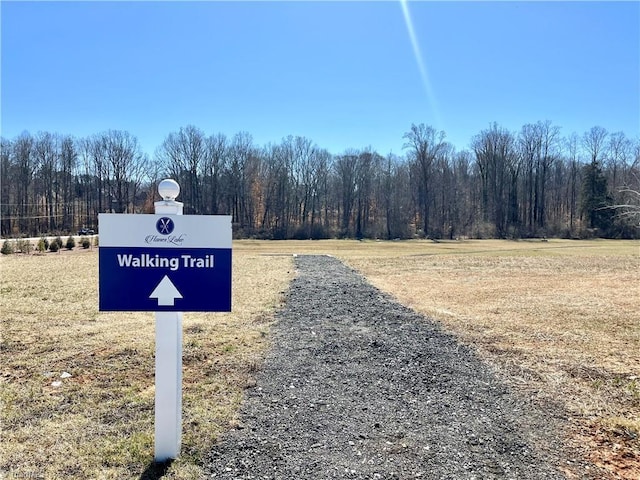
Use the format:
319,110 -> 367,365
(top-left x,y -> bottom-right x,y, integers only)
98,214 -> 232,249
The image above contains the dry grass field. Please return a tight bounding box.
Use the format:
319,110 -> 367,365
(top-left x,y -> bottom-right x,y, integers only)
1,247 -> 293,479
1,239 -> 638,479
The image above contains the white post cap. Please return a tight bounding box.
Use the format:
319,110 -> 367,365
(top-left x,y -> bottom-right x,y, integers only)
155,179 -> 183,215
158,179 -> 180,201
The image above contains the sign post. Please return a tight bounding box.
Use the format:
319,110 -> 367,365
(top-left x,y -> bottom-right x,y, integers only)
98,179 -> 232,463
154,179 -> 184,462
155,309 -> 182,461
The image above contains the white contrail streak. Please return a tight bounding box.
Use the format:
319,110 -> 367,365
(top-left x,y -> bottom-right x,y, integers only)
399,0 -> 443,130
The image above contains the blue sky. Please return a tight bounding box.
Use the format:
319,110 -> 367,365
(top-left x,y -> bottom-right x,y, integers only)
1,1 -> 638,157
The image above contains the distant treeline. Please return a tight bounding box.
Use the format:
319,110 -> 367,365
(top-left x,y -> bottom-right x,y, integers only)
1,122 -> 639,239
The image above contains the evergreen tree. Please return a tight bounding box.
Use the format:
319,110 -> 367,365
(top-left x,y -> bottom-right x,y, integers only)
580,160 -> 613,232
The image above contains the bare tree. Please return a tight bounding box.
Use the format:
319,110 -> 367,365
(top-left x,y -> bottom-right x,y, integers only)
261,142 -> 291,238
308,148 -> 331,238
1,137 -> 12,236
561,133 -> 582,235
354,150 -> 376,239
518,121 -> 561,233
472,123 -> 519,237
608,139 -> 640,230
609,184 -> 640,225
33,131 -> 59,232
403,123 -> 448,237
156,125 -> 207,213
291,136 -> 319,233
451,150 -> 477,237
59,136 -> 77,230
334,151 -> 359,237
536,121 -> 560,230
13,132 -> 36,234
203,133 -> 228,214
380,153 -> 412,239
76,136 -> 99,228
222,132 -> 259,233
582,126 -> 608,164
100,130 -> 147,213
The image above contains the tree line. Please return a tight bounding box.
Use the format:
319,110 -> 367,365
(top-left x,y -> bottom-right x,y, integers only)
1,122 -> 638,240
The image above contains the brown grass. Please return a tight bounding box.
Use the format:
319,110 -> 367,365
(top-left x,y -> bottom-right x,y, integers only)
0,247 -> 293,479
1,239 -> 638,479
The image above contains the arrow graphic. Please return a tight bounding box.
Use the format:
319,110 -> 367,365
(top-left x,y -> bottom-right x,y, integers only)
150,275 -> 183,306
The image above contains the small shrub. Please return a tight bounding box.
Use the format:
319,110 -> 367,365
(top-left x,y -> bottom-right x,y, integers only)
53,236 -> 63,250
13,238 -> 33,254
37,237 -> 49,252
21,240 -> 33,255
94,235 -> 99,247
49,241 -> 59,253
65,235 -> 75,250
1,240 -> 14,255
14,239 -> 26,253
81,237 -> 91,249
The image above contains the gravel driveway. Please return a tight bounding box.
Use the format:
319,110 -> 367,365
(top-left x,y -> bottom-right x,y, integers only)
205,255 -> 569,479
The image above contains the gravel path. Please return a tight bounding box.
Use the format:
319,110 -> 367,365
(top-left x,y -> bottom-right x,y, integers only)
205,255 -> 568,479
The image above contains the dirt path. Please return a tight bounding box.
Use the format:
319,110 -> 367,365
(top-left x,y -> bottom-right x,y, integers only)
205,255 -> 573,479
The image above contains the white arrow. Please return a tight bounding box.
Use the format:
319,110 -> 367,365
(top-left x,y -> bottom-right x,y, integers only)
150,275 -> 183,306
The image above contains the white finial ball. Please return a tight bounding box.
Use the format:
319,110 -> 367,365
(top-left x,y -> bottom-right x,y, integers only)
158,179 -> 180,201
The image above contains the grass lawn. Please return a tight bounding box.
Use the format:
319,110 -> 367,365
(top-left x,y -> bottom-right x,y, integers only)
1,239 -> 638,479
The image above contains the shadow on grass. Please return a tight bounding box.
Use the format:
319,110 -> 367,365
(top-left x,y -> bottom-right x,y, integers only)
139,459 -> 173,480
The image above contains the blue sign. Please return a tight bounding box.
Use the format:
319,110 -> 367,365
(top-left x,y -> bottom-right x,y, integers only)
98,214 -> 232,312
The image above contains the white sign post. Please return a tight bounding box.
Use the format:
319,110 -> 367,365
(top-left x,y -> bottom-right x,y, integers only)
154,179 -> 184,462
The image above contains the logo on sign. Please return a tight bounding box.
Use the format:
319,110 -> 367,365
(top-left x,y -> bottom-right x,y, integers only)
156,217 -> 175,235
